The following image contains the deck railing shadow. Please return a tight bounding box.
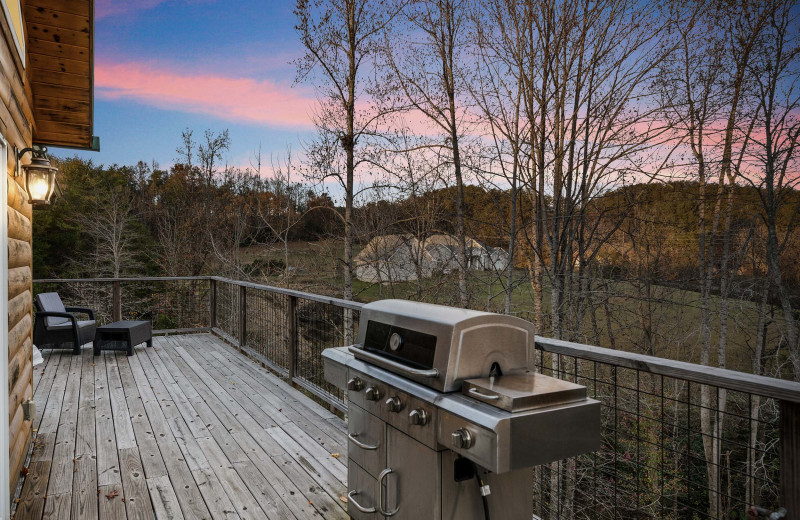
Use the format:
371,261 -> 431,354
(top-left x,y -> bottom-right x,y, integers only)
33,276 -> 800,519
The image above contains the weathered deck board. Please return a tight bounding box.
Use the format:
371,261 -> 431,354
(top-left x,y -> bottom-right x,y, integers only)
13,333 -> 351,520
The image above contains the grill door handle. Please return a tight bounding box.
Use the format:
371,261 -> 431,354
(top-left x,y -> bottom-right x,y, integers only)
348,432 -> 379,450
350,347 -> 439,378
468,387 -> 500,400
378,468 -> 400,517
347,490 -> 377,513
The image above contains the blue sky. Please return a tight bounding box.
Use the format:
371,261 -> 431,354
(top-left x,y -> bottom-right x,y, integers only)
64,0 -> 316,171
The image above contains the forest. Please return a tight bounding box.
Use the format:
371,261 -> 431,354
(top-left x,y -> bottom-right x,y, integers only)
33,0 -> 799,517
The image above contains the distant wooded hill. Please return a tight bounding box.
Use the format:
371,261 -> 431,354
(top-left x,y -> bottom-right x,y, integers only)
33,157 -> 799,304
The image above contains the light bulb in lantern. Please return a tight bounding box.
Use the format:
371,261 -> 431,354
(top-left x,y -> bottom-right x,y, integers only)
22,155 -> 57,205
28,171 -> 51,200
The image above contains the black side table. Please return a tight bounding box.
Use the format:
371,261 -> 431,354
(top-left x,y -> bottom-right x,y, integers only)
94,320 -> 152,356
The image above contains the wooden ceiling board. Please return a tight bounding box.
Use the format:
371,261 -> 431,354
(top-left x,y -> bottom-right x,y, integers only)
25,0 -> 90,17
26,22 -> 90,48
36,118 -> 89,136
23,6 -> 89,33
25,0 -> 94,149
31,82 -> 89,102
34,131 -> 87,148
27,39 -> 89,60
30,68 -> 90,89
36,107 -> 90,126
33,95 -> 90,113
28,52 -> 90,75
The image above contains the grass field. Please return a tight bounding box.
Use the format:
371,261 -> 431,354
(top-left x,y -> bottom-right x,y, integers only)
238,241 -> 788,377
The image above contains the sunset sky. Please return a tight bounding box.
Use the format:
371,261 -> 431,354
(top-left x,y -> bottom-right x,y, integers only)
68,0 -> 316,170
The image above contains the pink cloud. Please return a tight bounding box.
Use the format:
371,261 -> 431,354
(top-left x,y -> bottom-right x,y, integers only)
95,61 -> 315,129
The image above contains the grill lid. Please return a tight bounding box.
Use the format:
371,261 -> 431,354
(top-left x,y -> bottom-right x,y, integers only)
462,373 -> 587,412
353,299 -> 537,392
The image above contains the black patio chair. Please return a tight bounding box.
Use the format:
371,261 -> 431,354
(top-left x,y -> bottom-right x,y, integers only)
33,292 -> 97,355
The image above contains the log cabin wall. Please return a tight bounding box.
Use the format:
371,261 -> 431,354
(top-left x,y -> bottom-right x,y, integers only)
0,2 -> 35,497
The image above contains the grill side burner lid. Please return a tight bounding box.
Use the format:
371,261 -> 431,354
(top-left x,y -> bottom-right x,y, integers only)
463,372 -> 587,412
352,299 -> 536,393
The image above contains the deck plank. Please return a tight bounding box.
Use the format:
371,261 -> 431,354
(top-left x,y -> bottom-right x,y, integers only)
231,431 -> 347,519
118,447 -> 155,520
14,334 -> 350,520
72,349 -> 98,520
201,340 -> 346,440
46,351 -> 82,497
16,349 -> 66,520
116,354 -> 168,480
202,344 -> 347,462
161,337 -> 346,519
97,484 -> 127,520
146,475 -> 185,520
106,354 -> 137,450
149,341 -> 249,464
127,350 -> 212,519
41,492 -> 71,520
191,466 -> 241,520
95,351 -> 122,488
203,342 -> 347,446
14,460 -> 50,520
70,456 -> 98,520
266,426 -> 347,506
32,351 -> 60,420
178,340 -> 346,518
195,436 -> 272,520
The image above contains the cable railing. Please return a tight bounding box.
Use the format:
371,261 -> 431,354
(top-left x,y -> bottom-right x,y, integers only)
32,276 -> 800,519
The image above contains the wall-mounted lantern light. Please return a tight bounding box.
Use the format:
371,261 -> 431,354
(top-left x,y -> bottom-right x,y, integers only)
15,145 -> 58,206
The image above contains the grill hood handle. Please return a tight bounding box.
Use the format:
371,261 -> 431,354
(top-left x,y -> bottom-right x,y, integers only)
349,346 -> 439,378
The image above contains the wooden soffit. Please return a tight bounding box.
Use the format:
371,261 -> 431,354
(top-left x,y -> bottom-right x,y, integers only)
24,0 -> 94,149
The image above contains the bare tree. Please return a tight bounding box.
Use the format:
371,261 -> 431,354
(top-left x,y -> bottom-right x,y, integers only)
295,0 -> 405,340
256,150 -> 309,287
208,167 -> 262,279
379,0 -> 473,307
744,0 -> 800,379
470,0 -> 528,315
80,186 -> 142,277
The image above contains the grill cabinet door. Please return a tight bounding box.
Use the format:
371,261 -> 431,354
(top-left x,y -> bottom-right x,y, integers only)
348,461 -> 383,520
348,404 -> 386,478
384,425 -> 441,519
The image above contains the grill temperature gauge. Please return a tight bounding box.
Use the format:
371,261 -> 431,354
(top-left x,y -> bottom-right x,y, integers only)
389,332 -> 403,351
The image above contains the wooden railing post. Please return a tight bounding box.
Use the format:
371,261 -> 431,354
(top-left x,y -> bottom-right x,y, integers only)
288,295 -> 297,387
112,281 -> 121,322
238,285 -> 246,350
781,400 -> 799,517
209,278 -> 217,329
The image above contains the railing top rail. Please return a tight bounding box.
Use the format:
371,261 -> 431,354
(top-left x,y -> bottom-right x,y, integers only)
207,276 -> 365,310
33,276 -> 800,402
34,276 -> 210,283
33,276 -> 366,310
536,336 -> 800,403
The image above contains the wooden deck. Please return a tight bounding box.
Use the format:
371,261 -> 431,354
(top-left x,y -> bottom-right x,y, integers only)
13,334 -> 350,520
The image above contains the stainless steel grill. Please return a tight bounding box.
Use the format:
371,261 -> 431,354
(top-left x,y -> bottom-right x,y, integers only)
323,299 -> 600,519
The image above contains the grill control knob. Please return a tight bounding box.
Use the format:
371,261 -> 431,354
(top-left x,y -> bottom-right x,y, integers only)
408,409 -> 429,426
451,428 -> 474,450
385,397 -> 403,413
365,386 -> 382,401
346,377 -> 364,391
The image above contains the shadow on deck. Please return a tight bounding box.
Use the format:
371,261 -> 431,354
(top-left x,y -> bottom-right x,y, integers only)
13,333 -> 350,520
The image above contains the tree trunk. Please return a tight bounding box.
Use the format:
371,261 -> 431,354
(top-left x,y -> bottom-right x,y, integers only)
342,0 -> 357,344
